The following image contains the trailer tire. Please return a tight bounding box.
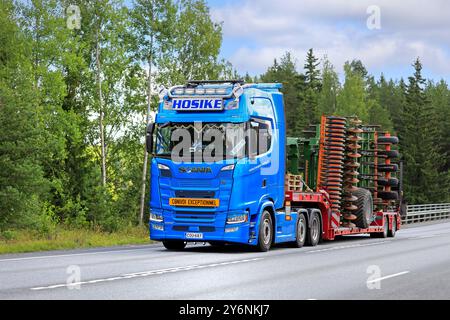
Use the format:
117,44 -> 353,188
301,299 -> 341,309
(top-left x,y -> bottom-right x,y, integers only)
163,240 -> 186,251
377,136 -> 399,144
378,191 -> 399,200
292,212 -> 307,248
306,211 -> 320,246
257,210 -> 273,252
378,164 -> 399,172
388,218 -> 397,237
377,177 -> 399,187
371,217 -> 388,238
353,188 -> 374,229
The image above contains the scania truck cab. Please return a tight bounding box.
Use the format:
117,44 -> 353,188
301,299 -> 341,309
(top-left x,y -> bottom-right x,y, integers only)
146,80 -> 294,251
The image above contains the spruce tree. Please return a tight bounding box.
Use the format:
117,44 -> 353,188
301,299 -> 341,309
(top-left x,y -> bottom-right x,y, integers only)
401,58 -> 442,203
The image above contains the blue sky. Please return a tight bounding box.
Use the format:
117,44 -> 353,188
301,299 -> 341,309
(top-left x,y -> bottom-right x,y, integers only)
207,0 -> 450,83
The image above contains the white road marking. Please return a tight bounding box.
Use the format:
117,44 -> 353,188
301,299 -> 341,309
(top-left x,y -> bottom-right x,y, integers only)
0,246 -> 157,263
30,258 -> 263,291
306,240 -> 391,253
366,271 -> 410,284
408,235 -> 437,240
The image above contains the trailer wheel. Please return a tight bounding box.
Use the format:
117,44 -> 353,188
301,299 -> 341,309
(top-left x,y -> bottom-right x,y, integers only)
388,217 -> 397,237
163,240 -> 187,251
292,212 -> 307,248
257,210 -> 273,252
306,211 -> 320,246
377,136 -> 399,144
371,217 -> 388,238
378,164 -> 399,172
353,188 -> 374,229
378,191 -> 399,200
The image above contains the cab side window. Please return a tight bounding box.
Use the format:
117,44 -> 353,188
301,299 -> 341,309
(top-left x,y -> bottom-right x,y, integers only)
249,118 -> 272,157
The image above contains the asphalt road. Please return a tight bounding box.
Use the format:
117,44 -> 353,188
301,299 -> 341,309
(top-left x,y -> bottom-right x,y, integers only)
1,221 -> 450,300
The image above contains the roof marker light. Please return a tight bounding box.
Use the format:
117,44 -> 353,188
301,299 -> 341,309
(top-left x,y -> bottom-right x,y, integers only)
205,88 -> 216,95
173,88 -> 184,95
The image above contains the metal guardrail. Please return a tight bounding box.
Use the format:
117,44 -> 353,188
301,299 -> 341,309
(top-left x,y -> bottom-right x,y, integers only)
402,203 -> 450,224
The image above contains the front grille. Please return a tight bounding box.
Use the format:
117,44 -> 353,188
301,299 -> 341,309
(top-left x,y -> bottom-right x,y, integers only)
174,211 -> 215,223
175,190 -> 215,198
199,226 -> 215,232
178,180 -> 212,188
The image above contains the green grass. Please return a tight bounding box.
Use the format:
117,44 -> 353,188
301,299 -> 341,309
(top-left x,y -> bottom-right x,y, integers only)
0,226 -> 151,255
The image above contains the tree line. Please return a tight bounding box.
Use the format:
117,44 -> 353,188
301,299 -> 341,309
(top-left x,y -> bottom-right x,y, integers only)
1,0 -> 449,235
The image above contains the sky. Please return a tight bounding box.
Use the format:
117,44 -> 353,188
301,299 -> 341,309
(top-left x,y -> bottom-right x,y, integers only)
207,0 -> 450,83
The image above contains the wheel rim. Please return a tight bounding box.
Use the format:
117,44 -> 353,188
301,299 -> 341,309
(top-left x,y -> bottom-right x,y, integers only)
263,218 -> 271,245
311,218 -> 319,241
298,216 -> 306,242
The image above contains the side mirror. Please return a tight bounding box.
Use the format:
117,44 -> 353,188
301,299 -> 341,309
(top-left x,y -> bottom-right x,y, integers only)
146,122 -> 155,154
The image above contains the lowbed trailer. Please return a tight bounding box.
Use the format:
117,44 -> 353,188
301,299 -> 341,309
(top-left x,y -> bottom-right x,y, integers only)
146,80 -> 402,251
284,190 -> 400,241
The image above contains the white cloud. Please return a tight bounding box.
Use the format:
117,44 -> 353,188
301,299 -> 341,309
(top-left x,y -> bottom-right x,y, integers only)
210,0 -> 450,79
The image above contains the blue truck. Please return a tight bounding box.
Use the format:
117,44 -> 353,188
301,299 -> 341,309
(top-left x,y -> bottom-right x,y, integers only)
146,80 -> 401,252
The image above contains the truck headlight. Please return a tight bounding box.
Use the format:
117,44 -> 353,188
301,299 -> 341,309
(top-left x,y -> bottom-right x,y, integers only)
150,211 -> 164,222
226,213 -> 248,224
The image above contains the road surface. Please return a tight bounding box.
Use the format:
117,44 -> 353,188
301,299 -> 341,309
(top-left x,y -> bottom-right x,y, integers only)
1,221 -> 449,299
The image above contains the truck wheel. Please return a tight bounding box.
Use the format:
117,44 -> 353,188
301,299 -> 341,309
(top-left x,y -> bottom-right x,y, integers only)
257,210 -> 273,252
388,218 -> 397,237
163,240 -> 186,251
306,211 -> 320,246
292,213 -> 307,248
353,188 -> 374,228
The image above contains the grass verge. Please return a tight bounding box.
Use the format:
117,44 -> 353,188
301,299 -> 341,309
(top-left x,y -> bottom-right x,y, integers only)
0,226 -> 150,255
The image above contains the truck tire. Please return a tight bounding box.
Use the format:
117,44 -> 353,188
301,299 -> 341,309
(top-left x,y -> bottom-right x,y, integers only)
163,240 -> 187,251
353,188 -> 374,228
378,191 -> 399,200
377,136 -> 399,144
306,211 -> 320,246
292,212 -> 307,248
388,217 -> 397,237
377,177 -> 399,187
257,210 -> 273,252
378,164 -> 399,172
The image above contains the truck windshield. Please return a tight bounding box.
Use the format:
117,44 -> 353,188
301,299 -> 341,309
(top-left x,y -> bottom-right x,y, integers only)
155,122 -> 247,162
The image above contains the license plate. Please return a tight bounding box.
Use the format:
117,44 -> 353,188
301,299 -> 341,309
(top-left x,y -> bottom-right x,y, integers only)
185,232 -> 203,239
169,198 -> 220,207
